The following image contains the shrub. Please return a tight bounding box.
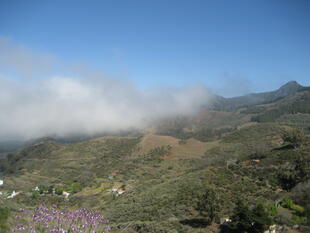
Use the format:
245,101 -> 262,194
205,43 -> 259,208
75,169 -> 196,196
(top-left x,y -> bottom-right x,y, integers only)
267,204 -> 278,217
281,128 -> 305,148
196,187 -> 221,223
31,190 -> 39,200
281,198 -> 305,216
54,186 -> 64,195
148,145 -> 172,156
37,184 -> 48,194
291,214 -> 306,224
68,181 -> 83,194
0,207 -> 9,232
280,198 -> 294,209
305,204 -> 310,224
227,201 -> 272,233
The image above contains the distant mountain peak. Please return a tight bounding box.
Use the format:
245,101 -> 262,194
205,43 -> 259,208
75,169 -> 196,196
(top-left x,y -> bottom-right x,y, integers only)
277,81 -> 302,96
210,80 -> 305,111
279,81 -> 301,89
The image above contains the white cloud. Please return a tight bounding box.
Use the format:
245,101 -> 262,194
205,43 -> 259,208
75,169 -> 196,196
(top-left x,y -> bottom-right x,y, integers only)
0,38 -> 211,140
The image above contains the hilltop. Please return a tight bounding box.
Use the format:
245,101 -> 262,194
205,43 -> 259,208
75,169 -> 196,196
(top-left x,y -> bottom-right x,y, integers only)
211,81 -> 303,111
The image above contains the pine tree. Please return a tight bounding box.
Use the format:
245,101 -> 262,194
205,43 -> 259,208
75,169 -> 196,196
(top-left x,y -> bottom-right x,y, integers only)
250,204 -> 272,233
228,200 -> 253,232
227,201 -> 273,233
197,188 -> 220,223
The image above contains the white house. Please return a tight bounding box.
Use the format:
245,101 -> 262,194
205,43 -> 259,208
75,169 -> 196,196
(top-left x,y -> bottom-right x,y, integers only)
0,179 -> 3,186
7,190 -> 20,199
111,184 -> 122,193
111,187 -> 118,192
264,225 -> 276,233
117,189 -> 125,195
63,191 -> 70,199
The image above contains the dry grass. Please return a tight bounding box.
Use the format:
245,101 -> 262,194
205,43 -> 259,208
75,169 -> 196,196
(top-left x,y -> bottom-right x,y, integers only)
135,133 -> 220,159
3,172 -> 53,191
171,139 -> 219,158
136,134 -> 179,155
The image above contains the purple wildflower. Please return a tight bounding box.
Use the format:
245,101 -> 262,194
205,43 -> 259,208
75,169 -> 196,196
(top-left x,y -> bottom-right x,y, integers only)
12,205 -> 111,233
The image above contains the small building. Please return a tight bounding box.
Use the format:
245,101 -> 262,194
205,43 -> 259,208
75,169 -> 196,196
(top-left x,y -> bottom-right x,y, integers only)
111,184 -> 122,193
264,225 -> 276,233
251,159 -> 261,165
110,184 -> 127,196
62,191 -> 70,199
0,179 -> 3,186
7,190 -> 20,199
117,189 -> 125,195
220,217 -> 231,225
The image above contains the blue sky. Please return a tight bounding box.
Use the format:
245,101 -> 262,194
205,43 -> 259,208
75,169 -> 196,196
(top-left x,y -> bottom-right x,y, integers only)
0,0 -> 309,96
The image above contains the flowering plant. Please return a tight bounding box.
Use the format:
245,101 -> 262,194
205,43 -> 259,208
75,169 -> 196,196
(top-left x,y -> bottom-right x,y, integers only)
12,205 -> 111,233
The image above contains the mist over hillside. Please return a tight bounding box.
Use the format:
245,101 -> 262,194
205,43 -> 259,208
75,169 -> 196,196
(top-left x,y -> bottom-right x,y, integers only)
0,77 -> 307,153
1,1 -> 310,232
0,38 -> 216,141
0,76 -> 213,141
2,38 -> 309,145
0,80 -> 309,232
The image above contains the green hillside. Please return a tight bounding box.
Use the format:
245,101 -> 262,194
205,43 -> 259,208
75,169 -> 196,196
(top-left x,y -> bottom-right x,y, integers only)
0,82 -> 309,232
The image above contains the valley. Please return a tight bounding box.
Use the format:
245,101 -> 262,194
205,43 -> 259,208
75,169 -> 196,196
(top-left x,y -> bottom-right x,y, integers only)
0,81 -> 309,232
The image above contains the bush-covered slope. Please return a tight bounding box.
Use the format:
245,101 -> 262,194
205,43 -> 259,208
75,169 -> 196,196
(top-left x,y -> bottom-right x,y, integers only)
0,81 -> 310,232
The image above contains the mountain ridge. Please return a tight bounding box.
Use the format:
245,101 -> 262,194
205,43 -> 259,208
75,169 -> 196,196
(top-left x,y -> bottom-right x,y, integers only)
211,81 -> 304,111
